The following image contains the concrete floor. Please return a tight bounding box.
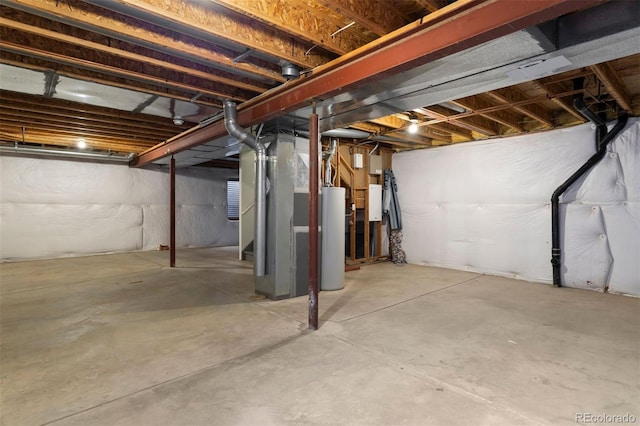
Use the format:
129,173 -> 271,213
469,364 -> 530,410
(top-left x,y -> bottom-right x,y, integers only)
1,247 -> 638,426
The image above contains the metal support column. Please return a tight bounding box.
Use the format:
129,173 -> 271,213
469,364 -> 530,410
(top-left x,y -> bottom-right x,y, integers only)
309,105 -> 319,330
170,156 -> 176,268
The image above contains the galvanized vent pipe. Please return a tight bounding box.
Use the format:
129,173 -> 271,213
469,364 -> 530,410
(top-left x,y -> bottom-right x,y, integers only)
223,100 -> 267,277
323,138 -> 337,187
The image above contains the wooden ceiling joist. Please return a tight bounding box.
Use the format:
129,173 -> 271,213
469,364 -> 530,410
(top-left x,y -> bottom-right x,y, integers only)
1,0 -> 286,83
536,80 -> 586,123
0,109 -> 176,140
451,95 -> 525,132
427,122 -> 473,141
0,116 -> 165,143
1,0 -> 634,160
414,87 -> 589,129
413,0 -> 443,13
486,87 -> 554,128
320,0 -> 407,36
0,88 -> 185,154
378,0 -> 418,22
0,101 -> 188,133
378,133 -> 434,148
348,120 -> 437,146
371,138 -> 429,149
535,68 -> 593,86
0,55 -> 223,110
369,115 -> 451,143
418,106 -> 498,137
135,0 -> 607,166
209,0 -> 366,56
98,0 -> 330,69
393,112 -> 471,140
0,16 -> 268,94
0,90 -> 191,130
0,128 -> 154,152
0,40 -> 246,103
293,0 -> 377,46
346,121 -> 386,134
589,63 -> 634,113
0,128 -> 154,149
1,111 -> 176,140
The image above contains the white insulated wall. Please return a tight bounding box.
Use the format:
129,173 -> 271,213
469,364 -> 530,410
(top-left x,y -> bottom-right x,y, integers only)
0,156 -> 239,261
393,118 -> 640,296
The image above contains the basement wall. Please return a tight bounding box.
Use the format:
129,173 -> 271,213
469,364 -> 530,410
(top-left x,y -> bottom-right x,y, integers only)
0,156 -> 238,261
393,118 -> 640,296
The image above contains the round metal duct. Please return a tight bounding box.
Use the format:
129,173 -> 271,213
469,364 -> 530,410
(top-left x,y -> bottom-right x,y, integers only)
281,62 -> 300,80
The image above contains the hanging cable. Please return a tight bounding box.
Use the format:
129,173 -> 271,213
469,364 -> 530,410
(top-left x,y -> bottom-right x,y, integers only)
330,21 -> 356,38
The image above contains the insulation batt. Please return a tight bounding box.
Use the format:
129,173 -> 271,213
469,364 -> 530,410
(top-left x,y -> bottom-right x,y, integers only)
0,159 -> 239,261
393,118 -> 640,296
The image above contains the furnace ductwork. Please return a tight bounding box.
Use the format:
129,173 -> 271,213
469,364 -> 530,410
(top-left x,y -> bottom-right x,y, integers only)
223,100 -> 266,277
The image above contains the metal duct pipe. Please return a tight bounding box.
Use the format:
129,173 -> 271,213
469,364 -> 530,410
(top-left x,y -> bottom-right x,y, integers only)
323,138 -> 337,187
223,100 -> 258,151
223,100 -> 266,277
550,79 -> 628,287
0,145 -> 133,162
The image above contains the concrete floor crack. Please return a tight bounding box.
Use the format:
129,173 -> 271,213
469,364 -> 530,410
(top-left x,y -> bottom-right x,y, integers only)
338,274 -> 483,323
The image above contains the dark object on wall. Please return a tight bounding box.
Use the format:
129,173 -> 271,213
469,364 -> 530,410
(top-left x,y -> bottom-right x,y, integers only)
550,78 -> 628,287
384,169 -> 407,265
383,169 -> 402,230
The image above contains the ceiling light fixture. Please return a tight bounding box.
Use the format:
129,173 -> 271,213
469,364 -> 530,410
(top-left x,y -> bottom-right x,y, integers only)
408,113 -> 420,134
173,116 -> 184,126
77,139 -> 87,149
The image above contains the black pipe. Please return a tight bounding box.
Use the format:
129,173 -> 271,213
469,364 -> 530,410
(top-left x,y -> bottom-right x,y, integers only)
596,122 -> 607,150
572,77 -> 606,128
550,81 -> 628,286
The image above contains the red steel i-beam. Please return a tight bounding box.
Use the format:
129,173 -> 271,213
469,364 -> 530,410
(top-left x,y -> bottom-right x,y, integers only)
132,0 -> 603,167
308,109 -> 319,330
170,156 -> 176,267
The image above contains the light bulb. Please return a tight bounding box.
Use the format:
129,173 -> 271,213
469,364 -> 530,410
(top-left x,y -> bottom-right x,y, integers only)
408,123 -> 418,134
77,139 -> 87,149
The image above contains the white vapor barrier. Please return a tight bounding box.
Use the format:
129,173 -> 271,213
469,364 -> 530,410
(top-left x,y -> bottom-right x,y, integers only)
394,118 -> 640,296
0,157 -> 238,260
